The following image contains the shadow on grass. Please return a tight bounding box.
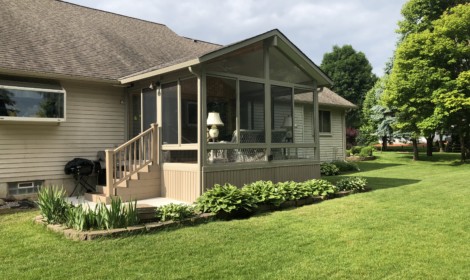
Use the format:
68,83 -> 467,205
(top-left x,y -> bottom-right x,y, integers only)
355,161 -> 403,172
361,176 -> 420,191
392,152 -> 462,163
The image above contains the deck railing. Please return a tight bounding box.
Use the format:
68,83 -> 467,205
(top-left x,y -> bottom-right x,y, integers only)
104,124 -> 159,196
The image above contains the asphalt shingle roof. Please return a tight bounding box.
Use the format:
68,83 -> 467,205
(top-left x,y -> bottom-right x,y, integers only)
0,0 -> 221,81
294,88 -> 356,109
318,87 -> 357,109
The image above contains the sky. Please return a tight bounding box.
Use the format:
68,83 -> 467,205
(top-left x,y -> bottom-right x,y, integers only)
65,0 -> 408,77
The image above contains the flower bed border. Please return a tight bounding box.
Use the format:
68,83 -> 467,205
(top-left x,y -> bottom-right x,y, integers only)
33,213 -> 215,241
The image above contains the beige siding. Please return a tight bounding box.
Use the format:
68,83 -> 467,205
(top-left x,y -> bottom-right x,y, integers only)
319,107 -> 346,162
0,80 -> 126,192
161,163 -> 200,203
204,163 -> 320,191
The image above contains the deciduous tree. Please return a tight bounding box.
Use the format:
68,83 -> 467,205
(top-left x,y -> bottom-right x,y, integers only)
320,45 -> 377,129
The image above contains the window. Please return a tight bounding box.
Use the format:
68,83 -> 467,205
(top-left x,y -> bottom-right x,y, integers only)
8,181 -> 42,195
0,78 -> 65,121
319,110 -> 331,133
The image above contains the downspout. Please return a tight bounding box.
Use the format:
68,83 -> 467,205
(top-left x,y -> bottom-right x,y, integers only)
188,66 -> 204,197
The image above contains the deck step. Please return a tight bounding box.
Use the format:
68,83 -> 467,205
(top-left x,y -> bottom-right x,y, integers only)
84,192 -> 111,204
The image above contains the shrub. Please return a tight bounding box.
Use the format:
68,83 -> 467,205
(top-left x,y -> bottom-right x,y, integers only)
37,186 -> 69,224
155,203 -> 196,222
320,162 -> 340,176
242,181 -> 285,206
276,181 -> 310,201
351,146 -> 364,155
196,184 -> 256,215
331,160 -> 360,172
359,146 -> 374,157
336,177 -> 368,192
303,179 -> 337,197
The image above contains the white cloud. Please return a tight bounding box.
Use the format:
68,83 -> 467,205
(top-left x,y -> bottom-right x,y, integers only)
66,0 -> 407,76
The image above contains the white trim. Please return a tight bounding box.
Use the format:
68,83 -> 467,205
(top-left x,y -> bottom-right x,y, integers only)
0,84 -> 65,93
119,59 -> 200,84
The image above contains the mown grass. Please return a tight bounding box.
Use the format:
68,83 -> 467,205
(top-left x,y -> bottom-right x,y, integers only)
1,152 -> 469,279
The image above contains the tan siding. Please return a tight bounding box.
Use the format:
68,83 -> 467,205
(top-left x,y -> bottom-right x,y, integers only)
0,80 -> 126,186
161,164 -> 200,203
319,107 -> 346,162
204,163 -> 320,191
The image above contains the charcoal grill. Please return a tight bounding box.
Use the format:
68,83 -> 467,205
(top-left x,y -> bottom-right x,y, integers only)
64,158 -> 97,196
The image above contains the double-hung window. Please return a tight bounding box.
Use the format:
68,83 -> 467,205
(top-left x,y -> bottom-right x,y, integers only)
319,110 -> 331,134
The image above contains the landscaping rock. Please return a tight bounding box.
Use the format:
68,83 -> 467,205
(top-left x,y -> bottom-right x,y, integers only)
0,198 -> 5,206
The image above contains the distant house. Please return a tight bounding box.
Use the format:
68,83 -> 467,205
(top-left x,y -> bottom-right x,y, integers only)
0,0 -> 355,202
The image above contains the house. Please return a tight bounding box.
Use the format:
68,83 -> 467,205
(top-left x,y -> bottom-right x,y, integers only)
0,0 -> 354,203
317,88 -> 356,162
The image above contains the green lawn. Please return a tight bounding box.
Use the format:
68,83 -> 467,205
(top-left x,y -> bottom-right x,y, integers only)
1,152 -> 469,279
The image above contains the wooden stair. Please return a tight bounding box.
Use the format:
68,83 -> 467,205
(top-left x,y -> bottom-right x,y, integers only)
85,164 -> 161,204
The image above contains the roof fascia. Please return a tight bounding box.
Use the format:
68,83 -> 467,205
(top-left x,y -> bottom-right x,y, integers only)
119,59 -> 200,84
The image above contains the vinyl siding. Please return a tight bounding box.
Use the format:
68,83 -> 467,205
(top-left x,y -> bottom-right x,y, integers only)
319,107 -> 346,162
0,80 -> 126,188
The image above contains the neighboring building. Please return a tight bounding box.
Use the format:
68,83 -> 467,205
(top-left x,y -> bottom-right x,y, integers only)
0,0 -> 354,202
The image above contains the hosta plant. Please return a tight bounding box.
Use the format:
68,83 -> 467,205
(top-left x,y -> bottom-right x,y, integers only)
155,203 -> 196,222
242,180 -> 285,206
303,179 -> 337,197
336,177 -> 368,192
196,184 -> 256,215
320,162 -> 340,176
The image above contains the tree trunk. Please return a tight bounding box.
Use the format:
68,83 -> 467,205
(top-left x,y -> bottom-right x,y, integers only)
381,135 -> 388,151
412,138 -> 419,161
426,136 -> 433,157
438,133 -> 445,152
460,134 -> 467,162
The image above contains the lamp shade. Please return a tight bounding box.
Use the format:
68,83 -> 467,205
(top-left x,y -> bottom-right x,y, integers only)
281,115 -> 292,128
207,112 -> 224,126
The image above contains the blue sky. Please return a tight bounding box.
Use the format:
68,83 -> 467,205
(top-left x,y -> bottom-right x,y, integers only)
66,0 -> 408,77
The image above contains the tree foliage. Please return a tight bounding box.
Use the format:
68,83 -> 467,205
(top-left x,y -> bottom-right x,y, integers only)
397,0 -> 467,39
320,45 -> 377,128
359,76 -> 396,148
385,3 -> 470,160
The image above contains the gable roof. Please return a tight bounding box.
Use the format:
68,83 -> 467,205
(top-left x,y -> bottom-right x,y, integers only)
121,29 -> 333,87
318,87 -> 357,109
0,0 -> 220,82
1,0 -> 332,88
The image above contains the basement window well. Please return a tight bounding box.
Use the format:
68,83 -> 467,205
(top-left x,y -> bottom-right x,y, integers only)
8,181 -> 43,196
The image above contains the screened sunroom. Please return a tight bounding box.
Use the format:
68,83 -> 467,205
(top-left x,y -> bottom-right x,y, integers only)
116,30 -> 332,202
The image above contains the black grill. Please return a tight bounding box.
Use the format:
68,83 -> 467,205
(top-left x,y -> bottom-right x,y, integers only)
64,158 -> 97,195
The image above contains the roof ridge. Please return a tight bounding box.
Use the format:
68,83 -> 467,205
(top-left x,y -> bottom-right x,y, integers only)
58,0 -> 168,28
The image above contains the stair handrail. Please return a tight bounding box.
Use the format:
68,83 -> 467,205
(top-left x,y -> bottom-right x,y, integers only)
104,124 -> 159,196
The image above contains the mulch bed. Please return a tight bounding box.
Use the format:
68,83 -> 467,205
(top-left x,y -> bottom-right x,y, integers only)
0,198 -> 37,214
